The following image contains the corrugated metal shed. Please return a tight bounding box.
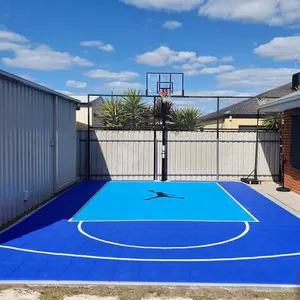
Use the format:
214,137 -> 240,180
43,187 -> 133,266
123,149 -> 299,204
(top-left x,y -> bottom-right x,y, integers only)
0,69 -> 79,226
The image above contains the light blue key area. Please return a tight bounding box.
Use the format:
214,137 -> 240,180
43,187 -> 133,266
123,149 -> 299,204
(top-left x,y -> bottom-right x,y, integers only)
71,182 -> 257,222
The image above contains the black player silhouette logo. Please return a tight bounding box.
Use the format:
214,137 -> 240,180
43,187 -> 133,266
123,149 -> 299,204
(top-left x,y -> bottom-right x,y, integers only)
144,190 -> 184,201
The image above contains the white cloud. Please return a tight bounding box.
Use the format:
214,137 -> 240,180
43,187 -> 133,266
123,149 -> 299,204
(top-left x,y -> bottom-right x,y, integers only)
184,65 -> 235,76
184,90 -> 254,97
220,56 -> 234,62
72,56 -> 94,66
162,21 -> 182,29
2,45 -> 94,70
185,69 -> 202,76
120,0 -> 300,26
199,65 -> 235,74
105,81 -> 144,92
85,69 -> 139,81
0,30 -> 94,70
254,36 -> 300,61
80,40 -> 114,52
136,46 -> 196,66
136,46 -> 232,72
178,56 -> 235,76
171,90 -> 254,110
66,80 -> 87,89
182,63 -> 204,70
198,0 -> 300,26
0,30 -> 28,42
56,90 -> 74,96
191,55 -> 218,64
0,41 -> 21,51
120,0 -> 204,11
217,68 -> 297,89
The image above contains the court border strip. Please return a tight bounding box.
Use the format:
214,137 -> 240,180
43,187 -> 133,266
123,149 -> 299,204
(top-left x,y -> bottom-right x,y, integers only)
0,280 -> 299,289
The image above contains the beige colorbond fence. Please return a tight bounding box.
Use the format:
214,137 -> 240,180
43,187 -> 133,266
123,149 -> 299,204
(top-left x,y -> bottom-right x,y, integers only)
77,130 -> 280,182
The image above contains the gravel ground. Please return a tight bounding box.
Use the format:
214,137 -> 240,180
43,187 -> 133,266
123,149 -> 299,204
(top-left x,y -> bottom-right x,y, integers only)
0,285 -> 299,300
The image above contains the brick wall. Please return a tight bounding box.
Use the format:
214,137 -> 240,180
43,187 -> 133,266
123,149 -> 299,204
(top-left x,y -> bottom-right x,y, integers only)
284,109 -> 300,194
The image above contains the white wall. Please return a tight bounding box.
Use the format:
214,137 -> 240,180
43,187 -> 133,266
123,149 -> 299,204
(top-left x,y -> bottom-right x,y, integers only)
76,106 -> 92,126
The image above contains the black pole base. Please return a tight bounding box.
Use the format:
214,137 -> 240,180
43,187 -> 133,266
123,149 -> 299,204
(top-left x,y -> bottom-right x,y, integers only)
241,178 -> 261,185
276,186 -> 291,192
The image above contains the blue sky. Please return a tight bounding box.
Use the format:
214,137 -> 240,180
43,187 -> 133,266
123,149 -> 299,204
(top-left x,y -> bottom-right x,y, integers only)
0,0 -> 300,112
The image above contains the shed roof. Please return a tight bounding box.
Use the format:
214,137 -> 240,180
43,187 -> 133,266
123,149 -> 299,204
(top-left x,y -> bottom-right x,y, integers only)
0,69 -> 80,103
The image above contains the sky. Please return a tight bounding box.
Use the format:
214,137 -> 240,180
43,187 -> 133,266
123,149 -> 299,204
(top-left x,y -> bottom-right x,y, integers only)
0,0 -> 300,113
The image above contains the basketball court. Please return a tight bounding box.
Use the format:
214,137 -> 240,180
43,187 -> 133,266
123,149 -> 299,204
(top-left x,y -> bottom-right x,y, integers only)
0,180 -> 300,285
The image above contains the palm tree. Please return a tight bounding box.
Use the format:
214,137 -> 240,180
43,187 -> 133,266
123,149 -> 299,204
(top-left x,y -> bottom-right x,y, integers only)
261,113 -> 282,131
141,105 -> 154,130
173,107 -> 203,130
122,89 -> 147,130
151,100 -> 175,127
99,97 -> 124,128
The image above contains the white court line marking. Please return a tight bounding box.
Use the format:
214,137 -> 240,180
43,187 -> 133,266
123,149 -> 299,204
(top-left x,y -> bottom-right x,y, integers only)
78,221 -> 250,250
216,183 -> 259,222
1,244 -> 300,262
69,219 -> 256,223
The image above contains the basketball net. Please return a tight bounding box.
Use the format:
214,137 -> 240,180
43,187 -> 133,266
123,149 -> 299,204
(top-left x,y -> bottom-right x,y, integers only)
159,88 -> 171,103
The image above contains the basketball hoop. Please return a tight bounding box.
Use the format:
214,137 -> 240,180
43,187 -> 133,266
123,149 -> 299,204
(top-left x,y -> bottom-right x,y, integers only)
159,88 -> 171,103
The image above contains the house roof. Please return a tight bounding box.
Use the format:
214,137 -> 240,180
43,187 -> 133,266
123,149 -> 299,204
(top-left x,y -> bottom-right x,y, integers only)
259,89 -> 300,113
201,83 -> 294,122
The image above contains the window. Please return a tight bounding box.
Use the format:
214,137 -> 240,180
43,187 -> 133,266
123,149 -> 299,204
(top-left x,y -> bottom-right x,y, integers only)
290,114 -> 300,172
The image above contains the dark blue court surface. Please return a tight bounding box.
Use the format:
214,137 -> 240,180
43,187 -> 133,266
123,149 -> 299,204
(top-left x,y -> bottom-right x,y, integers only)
1,180 -> 300,286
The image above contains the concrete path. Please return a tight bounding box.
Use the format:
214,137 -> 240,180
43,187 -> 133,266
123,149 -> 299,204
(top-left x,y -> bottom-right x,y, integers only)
251,182 -> 300,218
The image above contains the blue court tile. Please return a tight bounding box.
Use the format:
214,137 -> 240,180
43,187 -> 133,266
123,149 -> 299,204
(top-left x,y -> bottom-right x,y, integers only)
86,260 -> 119,281
0,262 -> 22,279
112,261 -> 142,281
134,263 -> 169,282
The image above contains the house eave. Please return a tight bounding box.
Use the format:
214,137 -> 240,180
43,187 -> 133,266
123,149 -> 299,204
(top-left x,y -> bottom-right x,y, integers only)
259,90 -> 300,113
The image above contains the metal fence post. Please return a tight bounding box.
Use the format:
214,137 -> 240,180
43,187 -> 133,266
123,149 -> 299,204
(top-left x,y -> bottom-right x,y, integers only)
87,94 -> 90,180
153,96 -> 158,181
216,97 -> 220,181
253,109 -> 260,184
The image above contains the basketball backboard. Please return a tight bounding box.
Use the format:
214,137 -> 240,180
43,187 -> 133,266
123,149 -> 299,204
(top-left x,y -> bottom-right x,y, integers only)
146,72 -> 184,97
